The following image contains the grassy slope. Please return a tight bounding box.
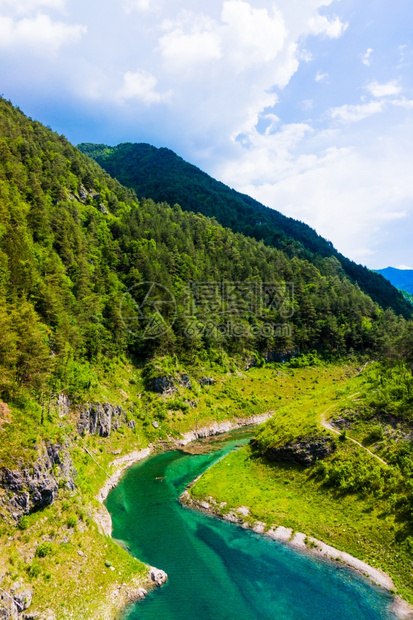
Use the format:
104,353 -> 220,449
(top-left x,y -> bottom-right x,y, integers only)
190,365 -> 413,604
2,358 -> 332,618
4,355 -> 413,616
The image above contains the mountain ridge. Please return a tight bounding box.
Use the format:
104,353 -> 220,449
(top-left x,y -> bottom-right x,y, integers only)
78,141 -> 412,319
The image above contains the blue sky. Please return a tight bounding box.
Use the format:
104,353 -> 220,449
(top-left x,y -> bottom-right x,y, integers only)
1,0 -> 412,269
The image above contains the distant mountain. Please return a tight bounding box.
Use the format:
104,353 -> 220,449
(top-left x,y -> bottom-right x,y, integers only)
376,268 -> 413,303
78,142 -> 412,319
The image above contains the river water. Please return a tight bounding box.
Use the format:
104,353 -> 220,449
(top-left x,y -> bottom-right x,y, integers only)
105,430 -> 396,620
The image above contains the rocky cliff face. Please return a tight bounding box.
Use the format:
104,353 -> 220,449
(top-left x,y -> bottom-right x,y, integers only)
0,444 -> 74,520
77,403 -> 126,437
1,400 -> 131,521
263,436 -> 336,467
0,584 -> 33,620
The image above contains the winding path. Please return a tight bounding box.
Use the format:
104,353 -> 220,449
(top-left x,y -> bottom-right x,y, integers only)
320,403 -> 388,467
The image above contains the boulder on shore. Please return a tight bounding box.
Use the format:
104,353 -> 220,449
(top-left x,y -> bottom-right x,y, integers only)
149,567 -> 168,587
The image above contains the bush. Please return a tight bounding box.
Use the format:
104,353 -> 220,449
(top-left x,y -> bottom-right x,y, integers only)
18,516 -> 29,530
66,514 -> 77,528
35,542 -> 52,558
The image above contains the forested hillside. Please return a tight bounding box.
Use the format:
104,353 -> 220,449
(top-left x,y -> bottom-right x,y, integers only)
0,97 -> 406,405
78,142 -> 412,319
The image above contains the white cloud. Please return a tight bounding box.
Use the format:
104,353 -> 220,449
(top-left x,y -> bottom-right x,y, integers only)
159,2 -> 288,74
362,48 -> 373,66
392,97 -> 413,109
116,69 -> 171,104
221,122 -> 315,187
219,127 -> 413,265
308,14 -> 348,39
122,0 -> 154,13
159,18 -> 222,69
367,80 -> 402,98
397,265 -> 413,270
330,100 -> 384,123
302,99 -> 314,110
153,0 -> 306,154
0,13 -> 86,52
315,71 -> 328,82
0,0 -> 64,14
221,0 -> 287,66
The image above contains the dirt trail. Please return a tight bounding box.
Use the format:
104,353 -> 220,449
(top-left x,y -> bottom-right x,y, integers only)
320,402 -> 388,467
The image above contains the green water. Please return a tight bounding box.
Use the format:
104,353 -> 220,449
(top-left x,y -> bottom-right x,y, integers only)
106,431 -> 396,620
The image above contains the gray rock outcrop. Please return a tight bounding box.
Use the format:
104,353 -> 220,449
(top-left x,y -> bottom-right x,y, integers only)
0,594 -> 19,620
264,436 -> 336,467
146,372 -> 194,395
331,417 -> 351,430
199,377 -> 215,386
147,376 -> 177,396
55,394 -> 70,418
77,404 -> 125,437
0,585 -> 33,619
0,444 -> 74,518
148,567 -> 168,587
177,375 -> 192,389
126,587 -> 147,603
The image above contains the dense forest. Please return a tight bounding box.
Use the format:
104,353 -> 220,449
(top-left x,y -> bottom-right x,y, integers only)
78,142 -> 412,319
1,97 -> 410,405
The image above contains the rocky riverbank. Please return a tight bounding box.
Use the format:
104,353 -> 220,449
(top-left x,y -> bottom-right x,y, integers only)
180,492 -> 413,619
175,412 -> 274,447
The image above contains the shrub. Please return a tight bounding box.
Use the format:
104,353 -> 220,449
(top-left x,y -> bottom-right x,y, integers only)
18,516 -> 29,530
36,542 -> 52,558
66,514 -> 77,528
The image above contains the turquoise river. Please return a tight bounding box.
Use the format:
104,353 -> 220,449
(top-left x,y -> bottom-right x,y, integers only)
105,430 -> 397,620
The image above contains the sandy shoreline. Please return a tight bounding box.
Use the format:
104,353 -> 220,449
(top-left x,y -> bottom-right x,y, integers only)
180,494 -> 413,620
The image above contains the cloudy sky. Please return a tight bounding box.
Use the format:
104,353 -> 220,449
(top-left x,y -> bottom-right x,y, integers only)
1,0 -> 412,269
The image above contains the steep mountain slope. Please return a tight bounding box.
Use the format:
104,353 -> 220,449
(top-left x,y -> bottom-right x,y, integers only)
78,142 -> 412,319
0,95 -> 402,409
377,267 -> 413,295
